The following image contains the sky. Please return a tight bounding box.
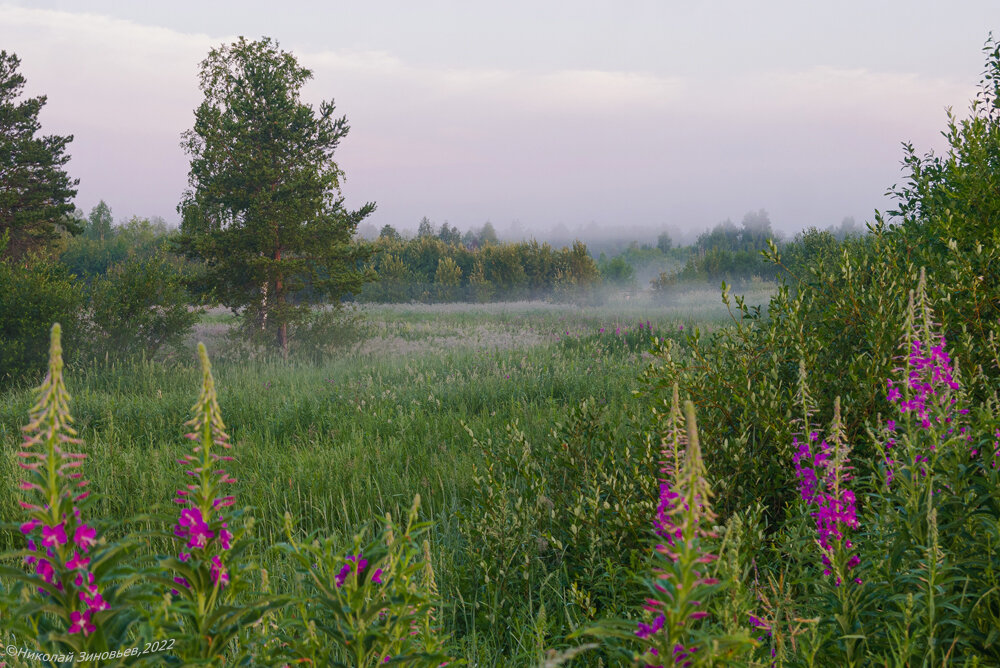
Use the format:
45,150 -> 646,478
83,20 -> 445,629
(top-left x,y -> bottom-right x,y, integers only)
1,1 -> 998,242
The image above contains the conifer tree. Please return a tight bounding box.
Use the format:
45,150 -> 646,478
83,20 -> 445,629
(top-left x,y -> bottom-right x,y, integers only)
0,51 -> 79,260
176,37 -> 374,353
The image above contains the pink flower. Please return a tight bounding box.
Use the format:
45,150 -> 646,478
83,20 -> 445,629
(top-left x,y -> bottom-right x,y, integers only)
80,588 -> 108,612
41,523 -> 67,547
66,551 -> 90,570
335,563 -> 351,588
210,555 -> 229,588
20,519 -> 40,535
171,576 -> 189,596
636,613 -> 665,639
36,559 -> 55,584
188,523 -> 214,549
68,610 -> 96,636
219,527 -> 233,550
73,524 -> 96,552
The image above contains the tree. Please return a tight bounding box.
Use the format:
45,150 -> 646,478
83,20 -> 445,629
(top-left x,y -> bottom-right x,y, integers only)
379,224 -> 401,241
656,231 -> 673,253
478,221 -> 498,245
84,200 -> 113,241
417,216 -> 434,238
437,222 -> 461,245
0,51 -> 79,260
175,37 -> 374,354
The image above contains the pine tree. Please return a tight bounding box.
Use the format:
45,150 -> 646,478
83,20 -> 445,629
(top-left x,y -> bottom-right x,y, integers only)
175,37 -> 374,354
0,51 -> 79,260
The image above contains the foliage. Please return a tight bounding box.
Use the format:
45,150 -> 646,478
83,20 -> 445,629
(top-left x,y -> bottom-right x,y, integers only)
283,305 -> 371,363
62,213 -> 175,281
83,201 -> 113,242
460,395 -> 659,662
646,36 -> 1000,528
434,256 -> 463,301
274,499 -> 451,666
360,236 -> 602,303
0,51 -> 80,261
0,244 -> 85,386
175,37 -> 374,353
598,254 -> 636,287
86,252 -> 200,361
0,326 -> 452,665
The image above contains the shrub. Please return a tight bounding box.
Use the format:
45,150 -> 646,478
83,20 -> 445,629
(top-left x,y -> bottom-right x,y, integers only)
86,252 -> 200,362
0,242 -> 85,386
645,37 -> 1000,523
287,305 -> 371,363
434,256 -> 463,301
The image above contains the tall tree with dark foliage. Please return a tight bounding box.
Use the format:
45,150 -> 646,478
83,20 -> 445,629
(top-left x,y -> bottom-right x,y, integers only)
0,51 -> 79,260
176,37 -> 374,354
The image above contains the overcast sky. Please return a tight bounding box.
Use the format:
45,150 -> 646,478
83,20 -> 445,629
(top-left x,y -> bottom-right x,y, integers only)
1,1 -> 997,240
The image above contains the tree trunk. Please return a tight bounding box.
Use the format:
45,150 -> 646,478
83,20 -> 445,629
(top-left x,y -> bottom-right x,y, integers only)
275,248 -> 288,358
260,280 -> 268,330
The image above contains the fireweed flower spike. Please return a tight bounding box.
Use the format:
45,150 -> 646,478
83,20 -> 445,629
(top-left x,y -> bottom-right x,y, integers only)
792,397 -> 860,587
18,324 -> 107,636
170,343 -> 238,598
635,400 -> 750,666
883,276 -> 971,487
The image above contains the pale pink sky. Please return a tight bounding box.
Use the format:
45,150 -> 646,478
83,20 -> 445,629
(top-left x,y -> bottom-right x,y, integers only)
1,1 -> 996,240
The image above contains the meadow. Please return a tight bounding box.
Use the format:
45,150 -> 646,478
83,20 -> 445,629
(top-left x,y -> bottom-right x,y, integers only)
0,287 -> 763,665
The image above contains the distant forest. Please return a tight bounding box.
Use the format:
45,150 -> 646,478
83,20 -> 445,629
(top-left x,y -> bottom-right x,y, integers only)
58,204 -> 868,306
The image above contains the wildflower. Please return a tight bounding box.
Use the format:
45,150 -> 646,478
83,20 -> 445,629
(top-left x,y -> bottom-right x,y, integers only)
635,398 -> 735,663
69,610 -> 96,636
636,614 -> 665,639
74,524 -> 96,551
169,344 -> 239,603
42,523 -> 67,548
883,279 -> 972,481
336,553 -> 369,588
210,554 -> 229,588
66,551 -> 89,570
171,576 -> 189,596
793,398 -> 860,585
18,324 -> 107,636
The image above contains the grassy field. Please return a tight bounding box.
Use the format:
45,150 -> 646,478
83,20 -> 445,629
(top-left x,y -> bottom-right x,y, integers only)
0,285 -> 774,663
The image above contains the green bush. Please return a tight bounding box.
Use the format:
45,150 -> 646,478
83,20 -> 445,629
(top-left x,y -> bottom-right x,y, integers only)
646,37 -> 1000,525
86,252 -> 200,361
0,241 -> 84,385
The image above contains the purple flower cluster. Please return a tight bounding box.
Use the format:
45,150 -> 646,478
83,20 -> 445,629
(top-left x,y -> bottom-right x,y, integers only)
20,512 -> 107,635
170,507 -> 233,592
18,324 -> 108,637
884,334 -> 973,481
887,337 -> 964,431
335,552 -> 382,588
793,432 -> 860,585
170,344 -> 239,596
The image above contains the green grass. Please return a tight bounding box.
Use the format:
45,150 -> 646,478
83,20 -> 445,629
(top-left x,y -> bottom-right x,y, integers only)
0,288 -> 771,662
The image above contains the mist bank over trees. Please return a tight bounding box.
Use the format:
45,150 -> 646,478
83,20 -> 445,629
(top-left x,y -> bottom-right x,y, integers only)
355,210 -> 866,253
